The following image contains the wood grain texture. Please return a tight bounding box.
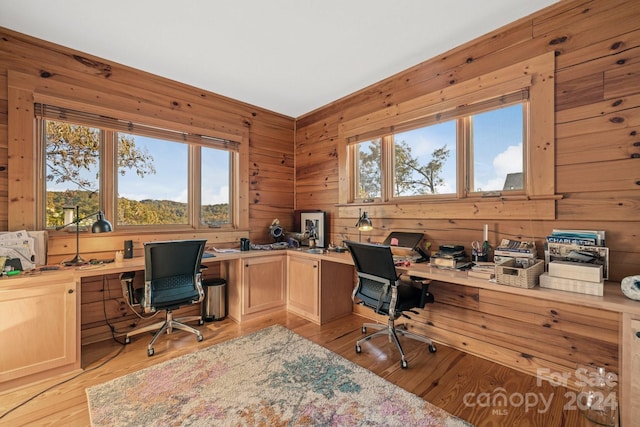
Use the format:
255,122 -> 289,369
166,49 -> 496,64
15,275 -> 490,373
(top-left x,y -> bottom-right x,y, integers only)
0,26 -> 294,248
296,0 -> 640,283
0,312 -> 589,426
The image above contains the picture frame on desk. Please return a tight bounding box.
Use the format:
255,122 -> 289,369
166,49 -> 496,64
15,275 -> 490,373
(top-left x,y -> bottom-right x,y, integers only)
299,210 -> 326,247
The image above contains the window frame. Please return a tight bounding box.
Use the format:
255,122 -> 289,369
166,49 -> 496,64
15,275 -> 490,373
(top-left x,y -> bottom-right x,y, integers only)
337,52 -> 556,221
34,103 -> 246,233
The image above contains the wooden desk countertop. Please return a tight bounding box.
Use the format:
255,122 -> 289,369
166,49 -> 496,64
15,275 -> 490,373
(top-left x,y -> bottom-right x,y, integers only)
2,248 -> 638,316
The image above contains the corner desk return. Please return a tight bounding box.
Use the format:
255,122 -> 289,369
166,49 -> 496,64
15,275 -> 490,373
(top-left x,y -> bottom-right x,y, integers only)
0,248 -> 637,425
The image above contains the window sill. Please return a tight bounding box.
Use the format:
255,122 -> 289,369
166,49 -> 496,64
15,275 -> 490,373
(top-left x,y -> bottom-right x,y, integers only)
337,195 -> 560,221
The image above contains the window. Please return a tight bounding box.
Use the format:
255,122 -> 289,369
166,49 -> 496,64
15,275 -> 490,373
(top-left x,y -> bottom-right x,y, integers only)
116,133 -> 189,226
338,52 -> 556,220
348,99 -> 525,202
38,104 -> 238,230
468,103 -> 525,194
354,138 -> 381,201
393,121 -> 457,197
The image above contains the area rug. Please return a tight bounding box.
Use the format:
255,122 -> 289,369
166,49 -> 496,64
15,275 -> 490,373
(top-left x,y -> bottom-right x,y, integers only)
86,325 -> 472,426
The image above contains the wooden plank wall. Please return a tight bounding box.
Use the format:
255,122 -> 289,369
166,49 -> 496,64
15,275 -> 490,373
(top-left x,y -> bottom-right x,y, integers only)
354,280 -> 619,385
0,27 -> 295,261
295,0 -> 640,283
80,264 -> 223,344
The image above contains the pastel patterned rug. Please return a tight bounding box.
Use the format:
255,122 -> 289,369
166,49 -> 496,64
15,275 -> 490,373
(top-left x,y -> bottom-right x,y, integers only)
86,325 -> 472,426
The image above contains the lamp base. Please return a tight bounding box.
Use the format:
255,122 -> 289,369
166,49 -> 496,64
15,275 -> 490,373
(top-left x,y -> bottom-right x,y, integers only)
62,255 -> 88,266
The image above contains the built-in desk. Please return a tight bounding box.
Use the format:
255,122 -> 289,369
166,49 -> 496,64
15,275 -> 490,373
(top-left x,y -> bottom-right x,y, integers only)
1,250 -> 637,425
400,263 -> 639,426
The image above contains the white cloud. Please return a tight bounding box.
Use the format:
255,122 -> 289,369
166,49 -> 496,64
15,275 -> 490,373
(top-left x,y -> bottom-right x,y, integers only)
202,185 -> 229,205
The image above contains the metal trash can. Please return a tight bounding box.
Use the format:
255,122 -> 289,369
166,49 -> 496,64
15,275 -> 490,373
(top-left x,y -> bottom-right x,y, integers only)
202,278 -> 227,321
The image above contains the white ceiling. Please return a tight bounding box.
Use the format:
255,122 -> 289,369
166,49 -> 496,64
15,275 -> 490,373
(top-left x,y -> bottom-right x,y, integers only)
0,0 -> 558,118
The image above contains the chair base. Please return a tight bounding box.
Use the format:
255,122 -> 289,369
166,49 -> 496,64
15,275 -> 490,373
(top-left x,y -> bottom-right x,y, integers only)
356,319 -> 436,368
125,311 -> 204,356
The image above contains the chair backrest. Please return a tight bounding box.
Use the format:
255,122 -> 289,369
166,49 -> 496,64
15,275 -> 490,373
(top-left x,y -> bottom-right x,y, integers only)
345,240 -> 399,315
344,240 -> 398,282
143,239 -> 206,312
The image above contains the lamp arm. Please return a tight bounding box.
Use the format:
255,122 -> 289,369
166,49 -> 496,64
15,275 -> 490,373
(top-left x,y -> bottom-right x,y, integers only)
55,210 -> 105,231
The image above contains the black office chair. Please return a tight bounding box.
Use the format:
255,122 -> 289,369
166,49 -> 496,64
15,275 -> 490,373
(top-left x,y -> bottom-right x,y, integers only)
345,240 -> 436,369
124,239 -> 207,356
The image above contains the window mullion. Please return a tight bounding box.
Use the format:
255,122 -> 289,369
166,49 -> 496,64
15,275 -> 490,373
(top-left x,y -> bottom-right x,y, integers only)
102,130 -> 117,227
190,145 -> 201,228
382,135 -> 394,202
459,117 -> 471,197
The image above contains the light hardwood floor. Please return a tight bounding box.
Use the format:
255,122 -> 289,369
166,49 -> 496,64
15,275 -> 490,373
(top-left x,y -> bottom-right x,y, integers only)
0,311 -> 604,426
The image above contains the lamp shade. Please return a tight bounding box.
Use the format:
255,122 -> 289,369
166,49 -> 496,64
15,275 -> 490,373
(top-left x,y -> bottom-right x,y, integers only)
91,211 -> 113,233
356,211 -> 373,231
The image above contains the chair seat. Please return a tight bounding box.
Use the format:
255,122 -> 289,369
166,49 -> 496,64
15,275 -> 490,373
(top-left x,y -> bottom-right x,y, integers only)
355,279 -> 422,315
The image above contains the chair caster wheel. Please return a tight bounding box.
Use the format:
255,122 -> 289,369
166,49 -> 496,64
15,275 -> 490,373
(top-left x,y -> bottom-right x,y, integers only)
429,344 -> 437,353
198,319 -> 204,326
147,348 -> 155,357
124,337 -> 131,344
401,360 -> 408,369
197,335 -> 203,342
361,326 -> 367,333
355,344 -> 362,353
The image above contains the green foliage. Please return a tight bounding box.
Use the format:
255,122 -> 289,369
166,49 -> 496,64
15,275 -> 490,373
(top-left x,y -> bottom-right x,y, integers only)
356,139 -> 382,199
48,191 -> 229,227
357,138 -> 450,197
394,141 -> 450,195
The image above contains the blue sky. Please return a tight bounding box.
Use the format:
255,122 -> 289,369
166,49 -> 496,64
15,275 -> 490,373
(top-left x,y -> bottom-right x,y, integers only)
398,104 -> 523,194
48,135 -> 231,205
51,105 -> 522,203
118,136 -> 230,204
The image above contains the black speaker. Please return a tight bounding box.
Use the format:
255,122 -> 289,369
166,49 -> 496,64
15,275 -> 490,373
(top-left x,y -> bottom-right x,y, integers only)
124,240 -> 133,259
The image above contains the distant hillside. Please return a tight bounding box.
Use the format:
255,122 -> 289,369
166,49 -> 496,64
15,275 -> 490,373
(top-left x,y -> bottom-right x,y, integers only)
47,191 -> 229,226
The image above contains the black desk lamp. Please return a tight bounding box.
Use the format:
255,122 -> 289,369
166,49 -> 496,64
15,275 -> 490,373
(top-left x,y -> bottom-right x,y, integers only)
356,209 -> 373,242
56,205 -> 113,266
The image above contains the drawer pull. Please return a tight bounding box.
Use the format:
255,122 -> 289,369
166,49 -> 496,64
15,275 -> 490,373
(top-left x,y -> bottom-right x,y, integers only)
636,331 -> 640,339
68,289 -> 74,294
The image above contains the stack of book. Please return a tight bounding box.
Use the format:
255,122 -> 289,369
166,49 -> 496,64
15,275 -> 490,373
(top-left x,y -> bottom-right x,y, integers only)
493,239 -> 538,268
467,262 -> 496,280
429,244 -> 471,270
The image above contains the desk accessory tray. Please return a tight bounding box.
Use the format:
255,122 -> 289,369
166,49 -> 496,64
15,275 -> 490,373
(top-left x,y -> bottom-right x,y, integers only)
495,259 -> 544,288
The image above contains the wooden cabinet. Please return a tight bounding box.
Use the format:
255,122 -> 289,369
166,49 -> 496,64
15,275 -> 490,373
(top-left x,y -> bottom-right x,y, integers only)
287,253 -> 355,324
241,255 -> 285,319
288,256 -> 320,322
0,275 -> 79,390
621,314 -> 640,427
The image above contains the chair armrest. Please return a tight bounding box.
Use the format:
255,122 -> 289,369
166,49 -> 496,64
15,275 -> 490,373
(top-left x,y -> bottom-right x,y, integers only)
409,276 -> 434,308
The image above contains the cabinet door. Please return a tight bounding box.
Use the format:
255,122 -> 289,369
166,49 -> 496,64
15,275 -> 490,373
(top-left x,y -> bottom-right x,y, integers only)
0,279 -> 77,384
242,255 -> 285,316
287,256 -> 319,322
625,317 -> 640,425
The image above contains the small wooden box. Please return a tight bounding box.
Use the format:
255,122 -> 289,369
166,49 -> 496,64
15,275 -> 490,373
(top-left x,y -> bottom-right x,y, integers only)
495,259 -> 544,288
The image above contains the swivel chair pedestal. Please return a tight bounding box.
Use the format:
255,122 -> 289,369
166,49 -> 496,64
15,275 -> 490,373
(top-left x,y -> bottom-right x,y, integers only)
125,309 -> 203,357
